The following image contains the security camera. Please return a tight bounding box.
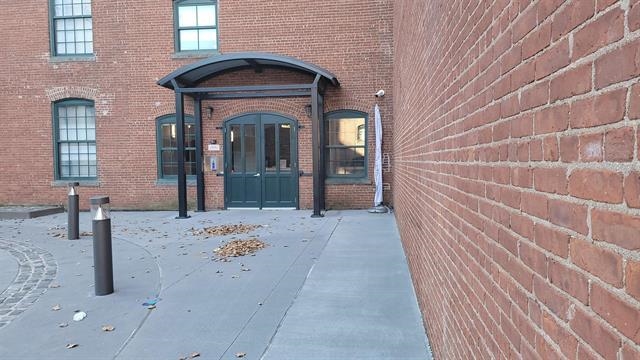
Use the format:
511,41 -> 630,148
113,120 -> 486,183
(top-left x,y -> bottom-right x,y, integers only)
375,89 -> 385,97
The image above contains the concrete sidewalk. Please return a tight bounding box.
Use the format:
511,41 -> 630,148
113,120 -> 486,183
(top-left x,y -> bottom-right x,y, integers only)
0,210 -> 431,360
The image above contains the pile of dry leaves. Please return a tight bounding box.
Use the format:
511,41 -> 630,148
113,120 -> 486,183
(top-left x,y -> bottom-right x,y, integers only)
191,224 -> 261,237
214,238 -> 267,258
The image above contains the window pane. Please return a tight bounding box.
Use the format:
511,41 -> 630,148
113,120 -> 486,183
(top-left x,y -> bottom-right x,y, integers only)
279,124 -> 291,171
82,1 -> 91,16
327,117 -> 365,146
244,125 -> 257,173
162,124 -> 176,147
178,6 -> 197,27
185,149 -> 196,175
197,5 -> 215,26
264,124 -> 276,172
179,30 -> 198,51
185,124 -> 195,147
55,19 -> 65,31
230,125 -> 241,172
162,150 -> 178,176
198,29 -> 216,50
326,147 -> 366,176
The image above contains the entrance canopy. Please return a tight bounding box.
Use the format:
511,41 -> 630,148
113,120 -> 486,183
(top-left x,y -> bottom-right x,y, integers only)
158,52 -> 339,89
157,52 -> 340,218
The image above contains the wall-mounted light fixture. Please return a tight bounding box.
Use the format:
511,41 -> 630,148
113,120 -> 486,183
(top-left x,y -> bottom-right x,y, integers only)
304,104 -> 312,117
206,106 -> 214,119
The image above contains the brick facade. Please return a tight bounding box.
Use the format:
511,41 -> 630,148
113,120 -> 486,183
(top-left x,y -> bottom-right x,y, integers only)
0,0 -> 393,210
394,0 -> 640,358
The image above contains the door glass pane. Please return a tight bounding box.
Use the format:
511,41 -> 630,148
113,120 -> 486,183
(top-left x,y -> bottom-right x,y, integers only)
230,125 -> 241,172
244,125 -> 257,173
264,124 -> 276,172
279,124 -> 291,172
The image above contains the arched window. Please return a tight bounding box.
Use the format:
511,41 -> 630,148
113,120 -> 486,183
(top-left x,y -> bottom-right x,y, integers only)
156,114 -> 197,180
324,110 -> 368,181
53,99 -> 97,179
174,0 -> 218,52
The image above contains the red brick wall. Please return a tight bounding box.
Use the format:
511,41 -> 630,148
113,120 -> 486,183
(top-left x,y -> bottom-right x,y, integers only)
394,0 -> 640,358
0,0 -> 393,210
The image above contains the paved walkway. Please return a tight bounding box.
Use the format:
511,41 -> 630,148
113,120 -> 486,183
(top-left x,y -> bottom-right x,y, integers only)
0,210 -> 431,360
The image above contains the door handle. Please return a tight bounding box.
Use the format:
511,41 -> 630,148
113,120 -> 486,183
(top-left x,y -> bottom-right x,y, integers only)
254,173 -> 261,177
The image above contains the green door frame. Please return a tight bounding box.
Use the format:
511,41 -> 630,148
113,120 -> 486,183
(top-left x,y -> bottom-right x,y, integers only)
224,113 -> 299,209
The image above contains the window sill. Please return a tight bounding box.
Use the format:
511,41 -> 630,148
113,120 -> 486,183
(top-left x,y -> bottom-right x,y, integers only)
51,180 -> 100,187
49,54 -> 96,63
325,177 -> 371,185
155,179 -> 197,187
172,50 -> 219,59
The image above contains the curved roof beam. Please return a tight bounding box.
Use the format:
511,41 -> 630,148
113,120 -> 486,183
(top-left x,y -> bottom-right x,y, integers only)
157,52 -> 339,89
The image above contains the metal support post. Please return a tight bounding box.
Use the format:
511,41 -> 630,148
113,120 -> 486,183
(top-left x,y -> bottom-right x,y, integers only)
90,196 -> 114,296
67,182 -> 79,240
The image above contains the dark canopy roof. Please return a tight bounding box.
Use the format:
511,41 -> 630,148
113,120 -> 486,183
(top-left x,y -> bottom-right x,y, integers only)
157,52 -> 339,89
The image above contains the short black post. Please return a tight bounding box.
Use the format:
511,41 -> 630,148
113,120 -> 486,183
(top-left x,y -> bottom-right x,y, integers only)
90,196 -> 113,296
67,182 -> 79,240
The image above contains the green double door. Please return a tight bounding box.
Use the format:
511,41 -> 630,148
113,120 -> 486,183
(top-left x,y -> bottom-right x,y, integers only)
224,113 -> 298,208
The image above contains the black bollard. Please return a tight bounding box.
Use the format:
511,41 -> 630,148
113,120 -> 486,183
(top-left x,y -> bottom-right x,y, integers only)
90,196 -> 113,296
67,182 -> 79,240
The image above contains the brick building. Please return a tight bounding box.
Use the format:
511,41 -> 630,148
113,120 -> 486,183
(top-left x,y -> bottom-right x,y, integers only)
2,0 -> 640,359
0,0 -> 393,211
394,0 -> 640,359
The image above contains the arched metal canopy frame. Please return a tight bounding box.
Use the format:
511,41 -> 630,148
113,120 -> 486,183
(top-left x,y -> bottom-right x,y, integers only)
157,52 -> 340,218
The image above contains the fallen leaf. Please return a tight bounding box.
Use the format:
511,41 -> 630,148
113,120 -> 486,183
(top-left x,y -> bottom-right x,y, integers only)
192,224 -> 261,237
52,304 -> 61,311
66,343 -> 79,349
101,325 -> 115,332
213,238 -> 267,258
235,352 -> 246,358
